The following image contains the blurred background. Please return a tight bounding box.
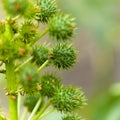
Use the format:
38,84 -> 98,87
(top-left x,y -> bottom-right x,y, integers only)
57,0 -> 120,120
1,0 -> 120,120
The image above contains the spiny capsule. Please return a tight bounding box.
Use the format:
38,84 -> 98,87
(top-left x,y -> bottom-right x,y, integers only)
32,45 -> 49,66
52,86 -> 86,112
36,0 -> 57,23
49,14 -> 75,41
51,44 -> 76,69
40,73 -> 62,97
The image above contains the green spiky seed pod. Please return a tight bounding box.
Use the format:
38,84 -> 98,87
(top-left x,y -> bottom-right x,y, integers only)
62,114 -> 82,120
36,0 -> 57,23
20,21 -> 37,44
32,45 -> 49,66
2,0 -> 29,16
40,73 -> 62,97
17,64 -> 40,94
24,94 -> 42,112
51,44 -> 76,69
49,14 -> 75,41
52,86 -> 86,112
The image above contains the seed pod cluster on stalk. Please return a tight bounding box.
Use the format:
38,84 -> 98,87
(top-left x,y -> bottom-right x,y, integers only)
0,0 -> 87,120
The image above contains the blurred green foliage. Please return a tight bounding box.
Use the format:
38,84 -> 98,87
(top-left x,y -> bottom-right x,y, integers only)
91,83 -> 120,120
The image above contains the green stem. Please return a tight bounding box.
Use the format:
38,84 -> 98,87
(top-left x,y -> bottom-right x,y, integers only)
28,97 -> 42,120
37,60 -> 49,72
40,108 -> 55,119
0,113 -> 7,120
33,100 -> 52,120
18,93 -> 21,119
15,56 -> 33,72
20,108 -> 28,120
30,28 -> 49,46
12,15 -> 21,21
6,60 -> 18,120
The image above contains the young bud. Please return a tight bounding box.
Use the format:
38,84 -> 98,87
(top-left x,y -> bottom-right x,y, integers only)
19,48 -> 26,56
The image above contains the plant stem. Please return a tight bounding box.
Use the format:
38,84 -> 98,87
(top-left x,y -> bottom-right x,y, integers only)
18,93 -> 21,119
28,97 -> 42,120
37,60 -> 49,72
40,108 -> 55,119
12,15 -> 21,21
33,100 -> 52,120
15,56 -> 33,72
6,60 -> 18,120
30,28 -> 49,46
20,108 -> 28,120
0,113 -> 7,120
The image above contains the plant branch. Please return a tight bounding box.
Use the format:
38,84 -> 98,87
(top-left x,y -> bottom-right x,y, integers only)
33,99 -> 52,120
30,28 -> 49,46
37,60 -> 49,72
28,97 -> 42,120
20,108 -> 28,120
12,15 -> 21,21
15,56 -> 33,72
40,108 -> 55,119
0,113 -> 7,120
